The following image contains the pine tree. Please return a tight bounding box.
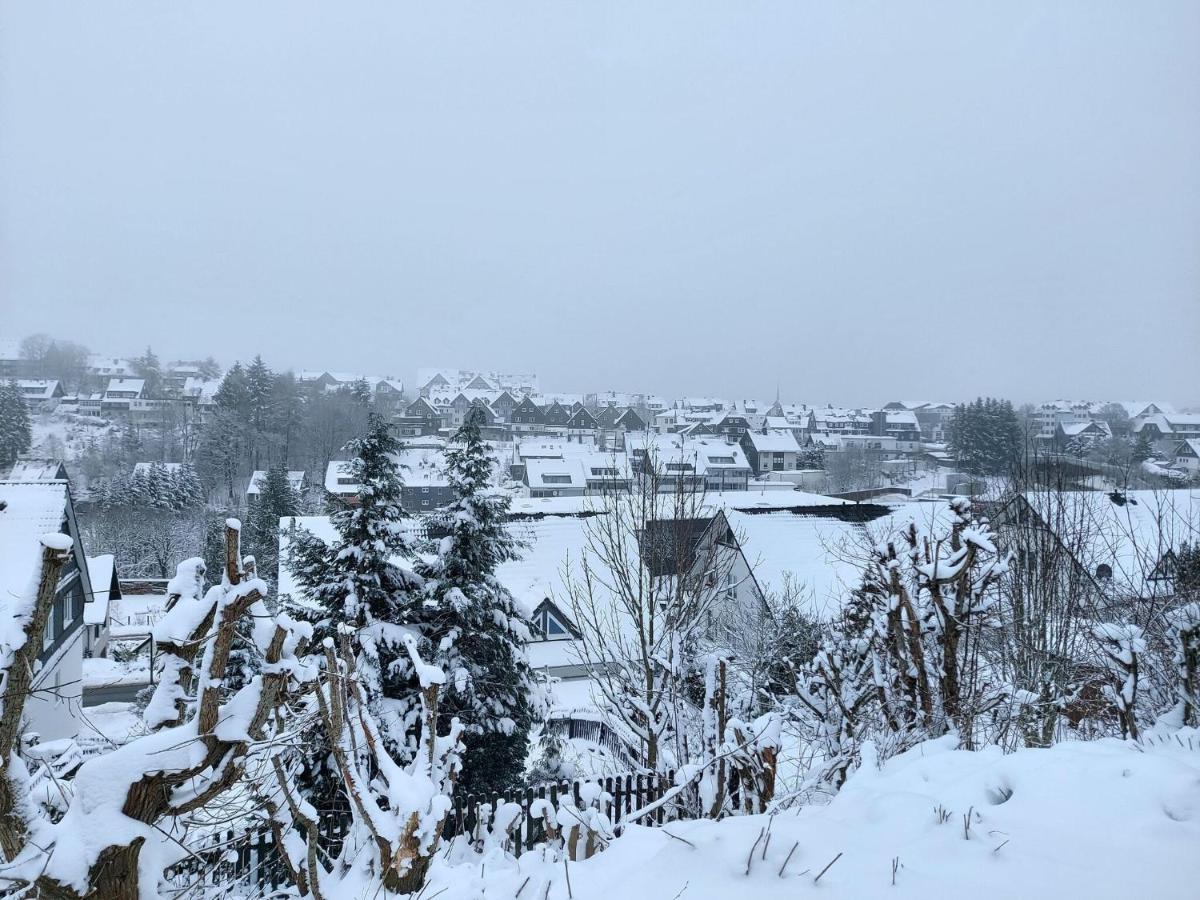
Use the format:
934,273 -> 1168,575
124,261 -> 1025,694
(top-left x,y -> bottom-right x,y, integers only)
132,346 -> 163,396
245,356 -> 273,469
1132,431 -> 1153,464
285,412 -> 423,755
0,380 -> 33,469
246,462 -> 300,587
414,407 -> 543,797
949,397 -> 1021,475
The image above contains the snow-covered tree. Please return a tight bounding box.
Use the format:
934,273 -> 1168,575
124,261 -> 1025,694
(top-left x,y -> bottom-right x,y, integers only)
245,460 -> 300,587
949,397 -> 1022,475
1093,622 -> 1145,739
0,380 -> 32,469
414,407 -> 543,797
285,412 -> 423,754
1,523 -> 314,900
1169,603 -> 1200,727
265,632 -> 463,896
794,498 -> 1008,775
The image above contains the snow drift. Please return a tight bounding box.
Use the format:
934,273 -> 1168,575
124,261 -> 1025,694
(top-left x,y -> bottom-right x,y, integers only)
428,731 -> 1200,900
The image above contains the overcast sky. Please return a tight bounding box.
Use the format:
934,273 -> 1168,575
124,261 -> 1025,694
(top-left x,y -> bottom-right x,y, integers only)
1,2 -> 1197,405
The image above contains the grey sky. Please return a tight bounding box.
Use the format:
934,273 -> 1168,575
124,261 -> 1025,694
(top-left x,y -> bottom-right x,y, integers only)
2,1 -> 1197,405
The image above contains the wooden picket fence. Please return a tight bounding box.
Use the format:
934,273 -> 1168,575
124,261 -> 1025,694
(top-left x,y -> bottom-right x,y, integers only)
448,768 -> 679,856
166,768 -> 680,891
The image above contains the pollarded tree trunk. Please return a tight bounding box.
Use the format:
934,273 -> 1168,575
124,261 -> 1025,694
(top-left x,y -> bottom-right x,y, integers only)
0,537 -> 71,861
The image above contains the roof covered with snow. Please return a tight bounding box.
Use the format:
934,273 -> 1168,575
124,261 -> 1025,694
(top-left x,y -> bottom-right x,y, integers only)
0,481 -> 69,620
1021,489 -> 1200,596
743,430 -> 800,453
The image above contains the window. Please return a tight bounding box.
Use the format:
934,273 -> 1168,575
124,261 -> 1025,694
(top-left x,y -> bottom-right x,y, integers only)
337,477 -> 357,486
537,608 -> 572,640
666,462 -> 693,472
590,467 -> 617,476
707,456 -> 734,464
542,474 -> 573,484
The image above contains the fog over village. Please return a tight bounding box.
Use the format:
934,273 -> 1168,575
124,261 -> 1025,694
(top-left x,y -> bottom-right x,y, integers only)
1,3 -> 1199,899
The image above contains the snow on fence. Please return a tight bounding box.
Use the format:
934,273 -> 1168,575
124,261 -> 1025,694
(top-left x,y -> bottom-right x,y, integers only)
165,769 -> 681,890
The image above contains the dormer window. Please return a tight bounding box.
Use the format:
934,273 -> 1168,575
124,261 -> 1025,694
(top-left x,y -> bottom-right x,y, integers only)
535,606 -> 573,640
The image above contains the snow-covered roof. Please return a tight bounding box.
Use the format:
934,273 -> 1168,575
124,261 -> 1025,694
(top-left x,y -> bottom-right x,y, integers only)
16,379 -> 60,400
743,430 -> 800,454
1120,401 -> 1175,419
1176,439 -> 1200,459
496,516 -> 595,620
1166,414 -> 1200,427
1021,489 -> 1200,597
324,461 -> 358,494
525,457 -> 587,490
105,378 -> 145,394
394,447 -> 450,488
0,481 -> 69,620
625,434 -> 751,474
246,470 -> 306,496
727,510 -> 869,621
84,554 -> 116,625
6,459 -> 66,482
1059,421 -> 1111,437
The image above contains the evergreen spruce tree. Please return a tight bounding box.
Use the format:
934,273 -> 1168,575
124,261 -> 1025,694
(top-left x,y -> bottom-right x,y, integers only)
415,407 -> 543,797
246,461 -> 300,588
244,356 -> 273,469
285,412 -> 423,754
0,380 -> 33,469
1132,431 -> 1154,464
132,346 -> 163,397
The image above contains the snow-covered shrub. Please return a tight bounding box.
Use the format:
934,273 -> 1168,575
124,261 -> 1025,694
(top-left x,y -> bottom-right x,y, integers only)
1093,622 -> 1146,739
1170,603 -> 1200,727
265,631 -> 464,896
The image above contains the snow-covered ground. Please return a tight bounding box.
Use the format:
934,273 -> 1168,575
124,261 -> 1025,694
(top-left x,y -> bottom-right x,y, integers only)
28,410 -> 115,463
82,656 -> 151,689
432,732 -> 1200,900
76,701 -> 147,747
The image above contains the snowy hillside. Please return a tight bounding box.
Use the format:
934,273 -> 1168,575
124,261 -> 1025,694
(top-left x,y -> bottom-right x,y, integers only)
428,733 -> 1200,900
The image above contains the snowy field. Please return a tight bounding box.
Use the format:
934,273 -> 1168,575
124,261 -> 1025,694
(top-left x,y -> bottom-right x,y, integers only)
428,732 -> 1200,900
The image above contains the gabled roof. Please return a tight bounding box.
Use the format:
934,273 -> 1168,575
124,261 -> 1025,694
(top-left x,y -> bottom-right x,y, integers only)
1058,421 -> 1111,437
406,397 -> 439,416
246,470 -> 306,496
324,461 -> 358,494
742,430 -> 799,453
1176,439 -> 1200,459
16,379 -> 62,400
566,407 -> 598,428
1019,489 -> 1200,597
105,378 -> 145,394
0,480 -> 71,618
6,459 -> 67,482
615,408 -> 647,429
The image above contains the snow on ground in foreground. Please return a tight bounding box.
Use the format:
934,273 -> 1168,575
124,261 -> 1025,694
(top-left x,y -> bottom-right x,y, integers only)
433,733 -> 1200,900
77,701 -> 147,746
